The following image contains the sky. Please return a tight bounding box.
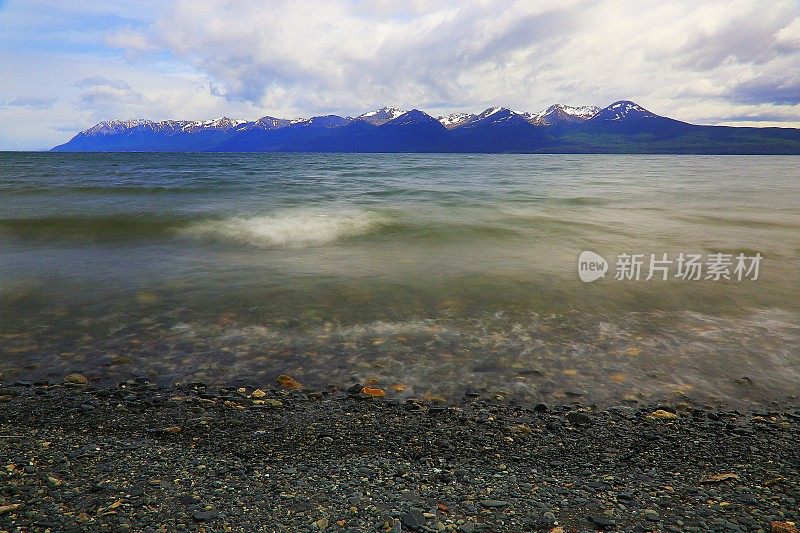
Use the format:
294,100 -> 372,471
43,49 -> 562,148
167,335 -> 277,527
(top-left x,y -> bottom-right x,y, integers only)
1,0 -> 799,150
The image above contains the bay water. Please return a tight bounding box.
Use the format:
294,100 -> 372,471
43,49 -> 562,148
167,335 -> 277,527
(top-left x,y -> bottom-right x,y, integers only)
1,152 -> 797,406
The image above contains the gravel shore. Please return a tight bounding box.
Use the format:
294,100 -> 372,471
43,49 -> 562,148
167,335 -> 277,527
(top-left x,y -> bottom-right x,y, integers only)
1,380 -> 798,532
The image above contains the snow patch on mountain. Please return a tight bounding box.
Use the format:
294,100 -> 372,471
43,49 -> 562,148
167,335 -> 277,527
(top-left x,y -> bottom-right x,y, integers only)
459,107 -> 533,129
82,116 -> 282,137
593,101 -> 658,121
83,119 -> 157,135
437,112 -> 475,129
384,109 -> 440,127
254,116 -> 292,130
477,106 -> 504,119
524,104 -> 600,126
292,115 -> 349,128
182,117 -> 248,132
356,107 -> 406,126
438,107 -> 515,129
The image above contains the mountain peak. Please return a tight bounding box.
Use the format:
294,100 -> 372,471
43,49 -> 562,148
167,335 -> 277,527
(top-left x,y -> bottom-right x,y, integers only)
254,116 -> 292,130
181,117 -> 248,133
438,107 -> 520,129
84,119 -> 155,135
435,107 -> 507,129
478,106 -> 504,117
293,115 -> 349,128
437,112 -> 475,129
524,104 -> 600,126
592,101 -> 658,121
384,109 -> 440,127
451,107 -> 534,131
357,106 -> 407,126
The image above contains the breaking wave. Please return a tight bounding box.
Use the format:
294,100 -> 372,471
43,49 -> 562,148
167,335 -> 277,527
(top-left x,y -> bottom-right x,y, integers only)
180,208 -> 384,247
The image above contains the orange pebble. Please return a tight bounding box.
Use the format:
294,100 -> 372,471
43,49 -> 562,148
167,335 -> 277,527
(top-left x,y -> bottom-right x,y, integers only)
276,374 -> 302,390
360,387 -> 385,397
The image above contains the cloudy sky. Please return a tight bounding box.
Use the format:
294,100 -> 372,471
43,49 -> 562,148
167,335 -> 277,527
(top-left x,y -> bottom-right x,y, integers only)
1,0 -> 799,149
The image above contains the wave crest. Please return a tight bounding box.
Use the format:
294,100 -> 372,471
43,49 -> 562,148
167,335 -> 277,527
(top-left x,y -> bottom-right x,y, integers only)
180,208 -> 382,247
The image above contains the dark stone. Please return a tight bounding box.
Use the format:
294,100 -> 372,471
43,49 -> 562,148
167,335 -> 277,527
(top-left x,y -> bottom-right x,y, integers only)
192,509 -> 218,521
644,509 -> 660,521
734,494 -> 758,505
401,508 -> 427,530
479,499 -> 510,508
404,400 -> 424,411
590,515 -> 617,528
567,411 -> 593,425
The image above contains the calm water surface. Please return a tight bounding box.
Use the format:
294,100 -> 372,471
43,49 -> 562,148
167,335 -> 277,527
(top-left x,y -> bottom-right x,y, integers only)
1,153 -> 798,406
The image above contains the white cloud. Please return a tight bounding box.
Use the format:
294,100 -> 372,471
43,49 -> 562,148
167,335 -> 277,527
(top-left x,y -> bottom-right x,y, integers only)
0,96 -> 57,109
75,76 -> 133,91
98,0 -> 800,125
2,0 -> 800,149
775,16 -> 800,48
104,27 -> 159,51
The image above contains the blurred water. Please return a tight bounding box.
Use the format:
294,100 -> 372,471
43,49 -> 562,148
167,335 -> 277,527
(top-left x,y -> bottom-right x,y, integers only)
0,152 -> 798,406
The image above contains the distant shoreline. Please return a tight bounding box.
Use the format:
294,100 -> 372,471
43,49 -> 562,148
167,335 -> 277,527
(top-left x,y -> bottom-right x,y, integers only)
50,102 -> 800,155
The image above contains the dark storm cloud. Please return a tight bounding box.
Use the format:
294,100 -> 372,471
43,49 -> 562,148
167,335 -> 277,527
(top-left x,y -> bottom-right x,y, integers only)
729,75 -> 800,105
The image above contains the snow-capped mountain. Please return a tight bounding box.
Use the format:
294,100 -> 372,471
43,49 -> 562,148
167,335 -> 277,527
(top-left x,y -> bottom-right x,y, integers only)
437,112 -> 476,129
383,109 -> 442,127
292,115 -> 349,128
72,104 -> 600,140
523,104 -> 600,126
83,117 -> 252,136
254,116 -> 294,130
51,100 -> 800,154
439,107 -> 521,129
83,119 -> 162,135
181,117 -> 249,133
463,107 -> 523,127
356,107 -> 406,126
476,106 -> 503,119
591,101 -> 659,122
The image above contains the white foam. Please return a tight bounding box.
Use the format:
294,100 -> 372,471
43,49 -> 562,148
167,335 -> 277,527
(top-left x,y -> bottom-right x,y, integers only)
181,208 -> 382,247
332,320 -> 447,338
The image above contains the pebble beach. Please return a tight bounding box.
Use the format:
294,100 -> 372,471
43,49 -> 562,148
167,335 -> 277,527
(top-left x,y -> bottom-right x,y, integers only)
1,378 -> 798,532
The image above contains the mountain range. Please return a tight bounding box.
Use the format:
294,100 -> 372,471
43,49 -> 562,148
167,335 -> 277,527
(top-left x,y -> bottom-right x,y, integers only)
51,101 -> 800,154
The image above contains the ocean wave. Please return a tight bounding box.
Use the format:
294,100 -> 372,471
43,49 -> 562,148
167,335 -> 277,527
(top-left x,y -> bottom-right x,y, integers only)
179,208 -> 384,247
